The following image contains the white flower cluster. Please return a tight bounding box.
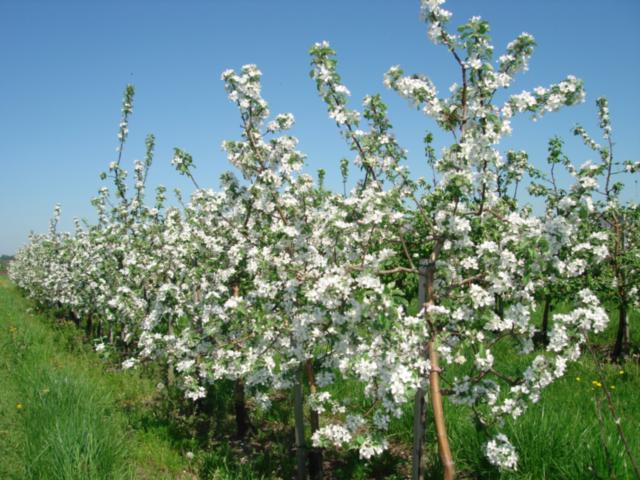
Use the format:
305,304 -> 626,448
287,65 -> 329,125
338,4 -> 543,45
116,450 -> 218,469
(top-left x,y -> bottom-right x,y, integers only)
485,434 -> 518,471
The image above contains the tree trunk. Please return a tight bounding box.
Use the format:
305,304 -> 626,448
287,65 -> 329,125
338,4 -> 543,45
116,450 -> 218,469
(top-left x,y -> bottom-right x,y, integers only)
305,360 -> 323,480
234,379 -> 250,439
611,301 -> 627,362
230,285 -> 250,439
293,368 -> 307,480
413,257 -> 455,479
429,341 -> 455,480
69,309 -> 80,327
412,386 -> 427,480
412,260 -> 428,480
540,294 -> 552,347
611,216 -> 628,363
494,294 -> 504,319
85,311 -> 93,338
166,318 -> 175,387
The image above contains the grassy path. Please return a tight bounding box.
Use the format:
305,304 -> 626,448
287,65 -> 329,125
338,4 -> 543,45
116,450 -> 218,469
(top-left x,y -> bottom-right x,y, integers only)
0,276 -> 192,480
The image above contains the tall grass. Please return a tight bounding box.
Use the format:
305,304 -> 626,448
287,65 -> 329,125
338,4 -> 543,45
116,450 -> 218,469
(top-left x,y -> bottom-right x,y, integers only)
19,370 -> 130,480
0,276 -> 192,479
1,279 -> 130,479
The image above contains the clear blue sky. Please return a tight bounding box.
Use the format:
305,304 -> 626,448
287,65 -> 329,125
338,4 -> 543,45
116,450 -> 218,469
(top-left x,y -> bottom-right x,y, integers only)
1,0 -> 639,254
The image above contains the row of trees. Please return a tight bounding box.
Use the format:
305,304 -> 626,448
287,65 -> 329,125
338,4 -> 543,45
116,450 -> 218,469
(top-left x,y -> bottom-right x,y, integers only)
9,1 -> 638,478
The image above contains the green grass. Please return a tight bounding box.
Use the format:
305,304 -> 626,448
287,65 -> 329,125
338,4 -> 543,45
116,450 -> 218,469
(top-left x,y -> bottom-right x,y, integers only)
0,276 -> 193,479
433,358 -> 640,479
424,304 -> 640,479
19,371 -> 130,479
1,274 -> 639,479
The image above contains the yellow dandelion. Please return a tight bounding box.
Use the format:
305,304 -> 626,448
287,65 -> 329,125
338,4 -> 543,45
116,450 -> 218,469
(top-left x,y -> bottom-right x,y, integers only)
16,403 -> 23,410
610,385 -> 616,390
618,370 -> 624,375
576,376 -> 581,381
591,380 -> 602,388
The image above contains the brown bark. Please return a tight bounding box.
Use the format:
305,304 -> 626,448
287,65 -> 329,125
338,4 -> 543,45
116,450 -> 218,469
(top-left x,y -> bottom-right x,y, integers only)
429,342 -> 455,480
412,260 -> 428,480
413,257 -> 455,479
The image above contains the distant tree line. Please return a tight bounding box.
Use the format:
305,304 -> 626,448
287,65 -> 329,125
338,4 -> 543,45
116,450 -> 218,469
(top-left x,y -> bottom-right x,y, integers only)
0,255 -> 14,273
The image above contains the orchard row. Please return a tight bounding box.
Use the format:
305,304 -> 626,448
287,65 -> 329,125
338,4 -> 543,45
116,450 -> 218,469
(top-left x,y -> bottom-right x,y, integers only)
10,1 -> 639,478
